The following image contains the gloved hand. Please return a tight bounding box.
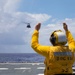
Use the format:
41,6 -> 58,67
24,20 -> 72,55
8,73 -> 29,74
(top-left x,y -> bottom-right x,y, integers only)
63,23 -> 68,31
35,23 -> 41,31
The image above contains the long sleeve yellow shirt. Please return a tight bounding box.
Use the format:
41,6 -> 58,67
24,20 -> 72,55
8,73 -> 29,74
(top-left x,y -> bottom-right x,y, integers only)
31,30 -> 75,75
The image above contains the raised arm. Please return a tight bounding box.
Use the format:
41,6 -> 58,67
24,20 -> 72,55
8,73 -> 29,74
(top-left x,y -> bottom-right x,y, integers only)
63,23 -> 75,52
31,23 -> 50,57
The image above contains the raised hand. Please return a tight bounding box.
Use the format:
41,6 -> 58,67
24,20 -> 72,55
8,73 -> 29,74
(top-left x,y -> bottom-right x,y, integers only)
63,23 -> 68,31
35,23 -> 41,31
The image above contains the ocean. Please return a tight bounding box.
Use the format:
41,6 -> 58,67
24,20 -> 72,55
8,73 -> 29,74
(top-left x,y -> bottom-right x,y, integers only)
0,53 -> 44,63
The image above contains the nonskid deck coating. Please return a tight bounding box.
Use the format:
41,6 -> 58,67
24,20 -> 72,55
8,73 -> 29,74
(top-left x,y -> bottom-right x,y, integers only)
0,63 -> 74,75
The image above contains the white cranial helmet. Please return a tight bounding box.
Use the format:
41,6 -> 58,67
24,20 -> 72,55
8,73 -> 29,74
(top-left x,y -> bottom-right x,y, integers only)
50,30 -> 67,46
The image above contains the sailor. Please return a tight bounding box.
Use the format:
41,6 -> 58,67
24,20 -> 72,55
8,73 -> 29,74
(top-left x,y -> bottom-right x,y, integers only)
31,23 -> 75,75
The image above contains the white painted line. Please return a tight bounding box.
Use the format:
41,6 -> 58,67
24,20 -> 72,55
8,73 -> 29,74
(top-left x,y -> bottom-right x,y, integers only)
37,67 -> 45,70
73,71 -> 75,73
14,67 -> 31,70
0,68 -> 8,70
72,67 -> 75,70
0,63 -> 44,65
37,74 -> 44,75
32,63 -> 40,65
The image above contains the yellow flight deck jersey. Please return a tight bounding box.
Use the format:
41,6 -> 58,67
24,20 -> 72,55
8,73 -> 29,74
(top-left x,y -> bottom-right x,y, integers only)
31,30 -> 75,75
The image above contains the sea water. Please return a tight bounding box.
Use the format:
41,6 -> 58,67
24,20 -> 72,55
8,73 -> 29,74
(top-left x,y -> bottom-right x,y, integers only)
0,53 -> 44,63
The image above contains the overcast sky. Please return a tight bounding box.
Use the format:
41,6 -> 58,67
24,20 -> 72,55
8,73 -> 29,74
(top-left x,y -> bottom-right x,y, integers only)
0,0 -> 75,53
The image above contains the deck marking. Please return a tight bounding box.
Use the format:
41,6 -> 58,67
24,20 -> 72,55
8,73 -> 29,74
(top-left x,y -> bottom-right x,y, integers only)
0,68 -> 8,70
37,74 -> 44,75
72,67 -> 75,70
37,67 -> 45,70
14,67 -> 31,70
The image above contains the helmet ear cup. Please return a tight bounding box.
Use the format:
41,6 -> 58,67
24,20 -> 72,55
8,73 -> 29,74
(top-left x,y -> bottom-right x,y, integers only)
50,34 -> 56,45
